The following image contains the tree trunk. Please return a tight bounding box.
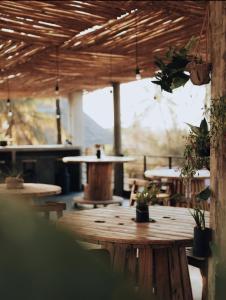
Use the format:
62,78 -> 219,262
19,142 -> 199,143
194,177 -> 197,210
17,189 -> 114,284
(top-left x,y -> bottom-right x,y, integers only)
209,2 -> 226,299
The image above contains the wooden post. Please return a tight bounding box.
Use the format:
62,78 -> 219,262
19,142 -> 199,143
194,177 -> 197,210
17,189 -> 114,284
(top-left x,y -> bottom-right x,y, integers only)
56,98 -> 62,144
113,82 -> 123,196
209,2 -> 226,299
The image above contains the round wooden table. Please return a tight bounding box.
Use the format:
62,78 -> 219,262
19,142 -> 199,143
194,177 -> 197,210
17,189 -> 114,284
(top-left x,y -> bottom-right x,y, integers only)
63,156 -> 134,207
59,206 -> 210,300
0,183 -> 61,202
144,168 -> 210,180
145,168 -> 210,204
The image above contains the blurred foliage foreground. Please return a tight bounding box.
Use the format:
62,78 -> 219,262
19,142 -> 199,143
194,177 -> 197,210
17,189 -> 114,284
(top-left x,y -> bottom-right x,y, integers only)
0,196 -> 149,300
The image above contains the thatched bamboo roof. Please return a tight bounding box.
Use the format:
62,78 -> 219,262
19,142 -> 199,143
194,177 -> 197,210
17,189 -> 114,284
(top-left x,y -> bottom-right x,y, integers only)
0,1 -> 207,98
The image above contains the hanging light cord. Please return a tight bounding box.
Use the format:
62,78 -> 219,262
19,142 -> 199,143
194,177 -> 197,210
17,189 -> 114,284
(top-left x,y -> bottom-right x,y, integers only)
135,10 -> 139,68
55,46 -> 60,93
110,50 -> 113,82
7,78 -> 10,101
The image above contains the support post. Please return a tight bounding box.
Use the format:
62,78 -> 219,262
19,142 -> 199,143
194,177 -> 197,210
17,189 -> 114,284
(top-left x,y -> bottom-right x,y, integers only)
68,91 -> 84,149
208,2 -> 226,299
56,98 -> 62,144
113,82 -> 123,196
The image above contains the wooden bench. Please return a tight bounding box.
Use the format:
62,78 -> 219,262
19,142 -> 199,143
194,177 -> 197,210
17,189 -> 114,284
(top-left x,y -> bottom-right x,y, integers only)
32,202 -> 66,219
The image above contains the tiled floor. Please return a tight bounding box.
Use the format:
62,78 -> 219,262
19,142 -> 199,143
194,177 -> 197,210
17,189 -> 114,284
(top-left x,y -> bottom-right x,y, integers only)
43,192 -> 203,300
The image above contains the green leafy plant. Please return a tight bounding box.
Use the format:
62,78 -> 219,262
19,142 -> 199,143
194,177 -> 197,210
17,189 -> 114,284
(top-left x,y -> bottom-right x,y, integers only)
181,118 -> 210,178
136,184 -> 159,208
190,208 -> 206,230
190,186 -> 211,230
152,37 -> 196,93
206,95 -> 226,146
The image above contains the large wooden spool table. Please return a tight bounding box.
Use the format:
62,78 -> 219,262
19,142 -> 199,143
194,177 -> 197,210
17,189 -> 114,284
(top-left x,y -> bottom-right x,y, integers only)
63,156 -> 134,207
59,206 -> 209,299
145,168 -> 210,204
0,183 -> 61,202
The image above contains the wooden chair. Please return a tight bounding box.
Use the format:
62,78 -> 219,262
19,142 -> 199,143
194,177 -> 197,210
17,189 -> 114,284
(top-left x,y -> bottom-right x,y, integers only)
128,178 -> 170,206
32,202 -> 66,220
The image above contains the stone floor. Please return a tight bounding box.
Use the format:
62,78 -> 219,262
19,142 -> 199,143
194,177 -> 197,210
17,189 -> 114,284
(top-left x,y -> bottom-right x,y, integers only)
43,192 -> 203,300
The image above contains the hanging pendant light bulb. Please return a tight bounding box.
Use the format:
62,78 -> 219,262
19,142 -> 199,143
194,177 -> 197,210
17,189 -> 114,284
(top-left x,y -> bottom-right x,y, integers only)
135,66 -> 141,80
8,109 -> 13,117
55,80 -> 59,96
6,98 -> 10,107
135,10 -> 141,80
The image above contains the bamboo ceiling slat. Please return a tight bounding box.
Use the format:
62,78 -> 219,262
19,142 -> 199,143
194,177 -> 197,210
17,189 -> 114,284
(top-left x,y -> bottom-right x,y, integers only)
0,1 -> 208,99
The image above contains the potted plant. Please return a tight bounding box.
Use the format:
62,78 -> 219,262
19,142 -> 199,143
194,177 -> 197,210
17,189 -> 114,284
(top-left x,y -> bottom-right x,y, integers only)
186,58 -> 211,86
135,184 -> 159,223
152,37 -> 196,93
190,187 -> 211,257
4,167 -> 24,189
152,37 -> 211,93
181,118 -> 210,178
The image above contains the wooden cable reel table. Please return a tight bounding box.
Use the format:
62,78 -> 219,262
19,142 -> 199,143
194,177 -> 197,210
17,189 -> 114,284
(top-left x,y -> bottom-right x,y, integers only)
144,168 -> 210,206
0,183 -> 61,202
63,156 -> 134,207
59,206 -> 210,299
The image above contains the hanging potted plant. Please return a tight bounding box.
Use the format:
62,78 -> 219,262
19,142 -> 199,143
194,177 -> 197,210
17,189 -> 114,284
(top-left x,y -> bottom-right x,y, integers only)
186,7 -> 211,86
152,37 -> 195,93
186,58 -> 211,86
135,184 -> 158,223
152,8 -> 211,92
190,187 -> 211,257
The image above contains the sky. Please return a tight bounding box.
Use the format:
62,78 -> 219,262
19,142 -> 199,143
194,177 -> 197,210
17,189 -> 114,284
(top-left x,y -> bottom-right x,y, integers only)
83,78 -> 209,132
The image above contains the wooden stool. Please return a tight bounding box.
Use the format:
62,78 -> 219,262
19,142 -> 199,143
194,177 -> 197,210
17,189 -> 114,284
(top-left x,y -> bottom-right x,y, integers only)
32,202 -> 66,219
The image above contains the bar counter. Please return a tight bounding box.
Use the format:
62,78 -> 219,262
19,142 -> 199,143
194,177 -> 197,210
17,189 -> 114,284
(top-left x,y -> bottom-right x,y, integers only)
0,145 -> 82,193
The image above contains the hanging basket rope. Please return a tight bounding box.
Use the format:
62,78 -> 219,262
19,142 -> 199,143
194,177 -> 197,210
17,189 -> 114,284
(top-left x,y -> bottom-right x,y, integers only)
186,5 -> 211,86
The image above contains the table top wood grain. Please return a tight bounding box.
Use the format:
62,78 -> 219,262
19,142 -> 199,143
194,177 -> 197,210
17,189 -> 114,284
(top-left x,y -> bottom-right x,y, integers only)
58,206 -> 209,247
63,155 -> 134,163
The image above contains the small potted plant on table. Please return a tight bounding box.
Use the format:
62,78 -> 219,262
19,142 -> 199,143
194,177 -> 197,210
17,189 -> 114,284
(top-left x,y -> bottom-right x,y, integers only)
4,167 -> 24,189
135,184 -> 158,223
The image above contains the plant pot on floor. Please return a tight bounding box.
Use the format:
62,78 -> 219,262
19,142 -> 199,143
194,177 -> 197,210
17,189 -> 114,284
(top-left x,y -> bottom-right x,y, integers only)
136,205 -> 149,223
193,227 -> 212,257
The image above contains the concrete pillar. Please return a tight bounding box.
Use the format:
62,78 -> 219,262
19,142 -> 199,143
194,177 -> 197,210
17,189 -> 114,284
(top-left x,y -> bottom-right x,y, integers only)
68,91 -> 84,149
113,82 -> 123,196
